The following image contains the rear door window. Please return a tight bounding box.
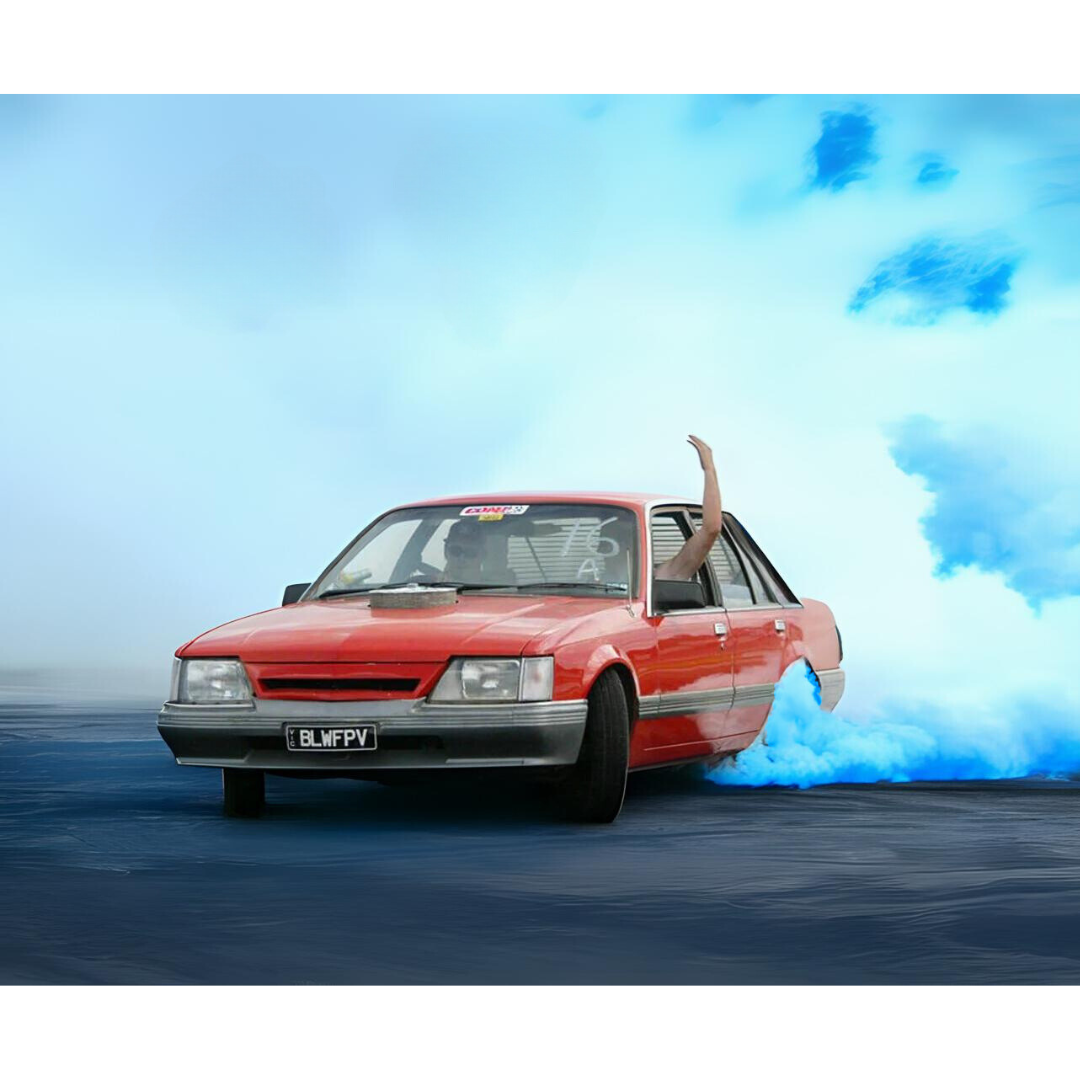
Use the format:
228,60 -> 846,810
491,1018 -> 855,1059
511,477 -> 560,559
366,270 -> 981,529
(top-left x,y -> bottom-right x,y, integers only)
689,512 -> 759,608
677,510 -> 801,610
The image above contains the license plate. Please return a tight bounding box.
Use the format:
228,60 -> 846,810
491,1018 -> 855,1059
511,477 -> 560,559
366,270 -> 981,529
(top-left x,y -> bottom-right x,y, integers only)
285,725 -> 377,752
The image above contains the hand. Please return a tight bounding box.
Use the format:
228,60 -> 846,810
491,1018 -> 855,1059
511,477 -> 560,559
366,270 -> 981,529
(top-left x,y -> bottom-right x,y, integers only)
687,434 -> 715,472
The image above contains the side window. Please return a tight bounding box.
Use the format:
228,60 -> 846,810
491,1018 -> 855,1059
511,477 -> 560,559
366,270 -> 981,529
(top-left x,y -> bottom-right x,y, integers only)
650,511 -> 714,601
651,513 -> 688,567
739,548 -> 775,604
709,533 -> 756,608
687,511 -> 756,608
690,512 -> 781,608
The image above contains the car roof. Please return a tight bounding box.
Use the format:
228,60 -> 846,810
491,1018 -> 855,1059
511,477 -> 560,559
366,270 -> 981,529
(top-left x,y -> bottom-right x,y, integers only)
390,492 -> 697,512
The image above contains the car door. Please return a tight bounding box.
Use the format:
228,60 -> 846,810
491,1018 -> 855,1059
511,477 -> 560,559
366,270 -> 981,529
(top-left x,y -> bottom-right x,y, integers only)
636,507 -> 734,767
696,510 -> 791,750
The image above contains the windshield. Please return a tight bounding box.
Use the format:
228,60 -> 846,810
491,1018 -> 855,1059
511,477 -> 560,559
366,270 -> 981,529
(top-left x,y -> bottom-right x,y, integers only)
313,503 -> 640,599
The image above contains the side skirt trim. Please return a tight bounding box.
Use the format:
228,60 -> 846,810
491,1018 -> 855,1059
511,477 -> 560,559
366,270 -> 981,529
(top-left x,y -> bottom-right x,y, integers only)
638,682 -> 774,720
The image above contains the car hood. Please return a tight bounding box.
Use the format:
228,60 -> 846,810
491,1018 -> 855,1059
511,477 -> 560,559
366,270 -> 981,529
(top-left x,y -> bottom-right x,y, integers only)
179,593 -> 619,663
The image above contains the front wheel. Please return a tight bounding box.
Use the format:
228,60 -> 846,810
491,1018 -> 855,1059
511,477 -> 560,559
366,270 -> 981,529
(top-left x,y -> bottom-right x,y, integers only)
556,669 -> 629,824
222,768 -> 265,818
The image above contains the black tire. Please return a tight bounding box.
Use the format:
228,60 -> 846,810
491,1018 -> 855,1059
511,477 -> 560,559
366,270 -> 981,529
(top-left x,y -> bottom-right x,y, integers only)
556,669 -> 629,824
222,768 -> 265,818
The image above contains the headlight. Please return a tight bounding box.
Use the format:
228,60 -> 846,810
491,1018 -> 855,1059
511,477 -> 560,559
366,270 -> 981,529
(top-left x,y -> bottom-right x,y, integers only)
176,659 -> 253,704
429,657 -> 554,703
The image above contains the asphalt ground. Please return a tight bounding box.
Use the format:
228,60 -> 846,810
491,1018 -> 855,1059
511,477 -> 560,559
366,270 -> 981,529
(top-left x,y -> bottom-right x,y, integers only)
2,701 -> 1079,984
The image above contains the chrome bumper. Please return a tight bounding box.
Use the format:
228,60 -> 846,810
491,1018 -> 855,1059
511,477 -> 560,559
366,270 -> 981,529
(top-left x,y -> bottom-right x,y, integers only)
157,697 -> 588,771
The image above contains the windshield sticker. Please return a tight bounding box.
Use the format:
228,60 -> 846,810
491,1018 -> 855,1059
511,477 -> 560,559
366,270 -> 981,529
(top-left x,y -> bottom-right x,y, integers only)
460,504 -> 529,517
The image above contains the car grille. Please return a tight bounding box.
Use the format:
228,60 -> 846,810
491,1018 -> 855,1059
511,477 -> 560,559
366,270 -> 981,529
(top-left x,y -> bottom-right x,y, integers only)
247,662 -> 441,701
260,677 -> 420,693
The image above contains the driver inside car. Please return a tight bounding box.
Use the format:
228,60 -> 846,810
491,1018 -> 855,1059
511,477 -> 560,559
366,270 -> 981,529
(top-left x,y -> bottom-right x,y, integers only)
439,518 -> 487,583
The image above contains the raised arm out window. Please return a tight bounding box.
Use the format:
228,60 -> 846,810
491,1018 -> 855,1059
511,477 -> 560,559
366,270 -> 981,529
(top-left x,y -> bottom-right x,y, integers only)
649,509 -> 717,604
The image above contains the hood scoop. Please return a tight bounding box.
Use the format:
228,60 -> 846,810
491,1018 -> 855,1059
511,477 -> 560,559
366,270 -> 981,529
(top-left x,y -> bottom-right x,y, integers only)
367,584 -> 459,610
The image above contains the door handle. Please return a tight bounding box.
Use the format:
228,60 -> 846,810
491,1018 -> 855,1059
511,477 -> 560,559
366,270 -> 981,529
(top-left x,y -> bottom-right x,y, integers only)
774,619 -> 786,634
714,622 -> 728,649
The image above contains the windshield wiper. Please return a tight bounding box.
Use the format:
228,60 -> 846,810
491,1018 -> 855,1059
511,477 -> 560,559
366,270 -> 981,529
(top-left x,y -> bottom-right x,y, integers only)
512,582 -> 629,594
442,583 -> 518,591
318,582 -> 434,599
317,581 -> 516,599
316,586 -> 382,598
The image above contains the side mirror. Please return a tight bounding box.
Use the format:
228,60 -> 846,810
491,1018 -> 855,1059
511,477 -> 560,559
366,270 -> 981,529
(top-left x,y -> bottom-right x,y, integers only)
282,583 -> 311,606
653,578 -> 707,612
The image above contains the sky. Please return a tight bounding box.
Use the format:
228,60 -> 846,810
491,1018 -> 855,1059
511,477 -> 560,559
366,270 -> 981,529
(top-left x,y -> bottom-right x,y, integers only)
1,95 -> 1078,747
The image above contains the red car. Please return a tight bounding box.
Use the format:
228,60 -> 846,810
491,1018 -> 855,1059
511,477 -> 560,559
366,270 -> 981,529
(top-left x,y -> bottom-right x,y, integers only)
158,493 -> 844,822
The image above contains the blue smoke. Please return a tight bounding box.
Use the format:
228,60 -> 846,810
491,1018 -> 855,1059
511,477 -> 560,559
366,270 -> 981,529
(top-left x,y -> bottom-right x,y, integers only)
810,110 -> 878,191
849,235 -> 1018,322
915,156 -> 958,187
888,415 -> 1080,608
710,663 -> 1080,788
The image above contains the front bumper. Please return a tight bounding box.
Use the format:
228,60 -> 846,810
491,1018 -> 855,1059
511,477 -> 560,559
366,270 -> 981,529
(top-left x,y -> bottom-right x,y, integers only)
157,697 -> 588,771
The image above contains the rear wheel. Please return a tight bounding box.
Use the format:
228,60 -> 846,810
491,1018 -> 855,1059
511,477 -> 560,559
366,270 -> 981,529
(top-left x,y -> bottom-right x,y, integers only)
222,768 -> 265,818
556,669 -> 629,824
